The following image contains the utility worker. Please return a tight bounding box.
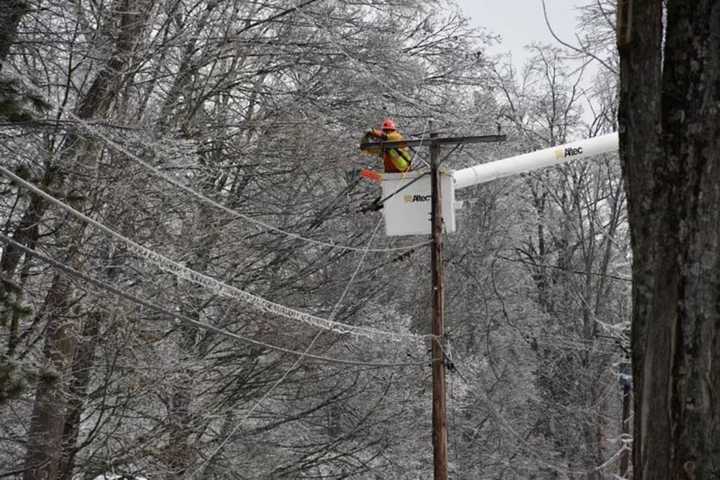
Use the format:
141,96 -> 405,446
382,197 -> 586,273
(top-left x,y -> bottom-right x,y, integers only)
364,118 -> 413,173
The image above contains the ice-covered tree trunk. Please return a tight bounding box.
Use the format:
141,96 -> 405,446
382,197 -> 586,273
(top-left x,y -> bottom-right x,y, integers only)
22,2 -> 147,478
618,1 -> 720,477
57,311 -> 101,480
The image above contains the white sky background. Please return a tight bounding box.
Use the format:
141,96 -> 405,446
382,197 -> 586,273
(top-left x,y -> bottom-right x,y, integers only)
456,0 -> 602,132
455,0 -> 587,63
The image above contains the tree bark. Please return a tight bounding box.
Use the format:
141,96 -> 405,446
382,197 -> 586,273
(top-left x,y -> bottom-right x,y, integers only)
22,274 -> 77,480
57,311 -> 101,480
618,1 -> 720,478
21,1 -> 148,478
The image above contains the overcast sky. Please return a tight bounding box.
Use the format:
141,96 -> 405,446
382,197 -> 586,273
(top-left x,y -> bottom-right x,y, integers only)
455,0 -> 586,62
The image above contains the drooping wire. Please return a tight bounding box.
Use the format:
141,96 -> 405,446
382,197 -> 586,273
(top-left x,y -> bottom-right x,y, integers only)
0,165 -> 430,342
0,232 -> 427,368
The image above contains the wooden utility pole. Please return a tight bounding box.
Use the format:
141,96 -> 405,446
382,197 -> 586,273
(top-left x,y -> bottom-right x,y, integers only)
360,126 -> 505,480
430,127 -> 448,480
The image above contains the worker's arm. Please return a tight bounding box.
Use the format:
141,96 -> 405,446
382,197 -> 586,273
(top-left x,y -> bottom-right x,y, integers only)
359,131 -> 383,156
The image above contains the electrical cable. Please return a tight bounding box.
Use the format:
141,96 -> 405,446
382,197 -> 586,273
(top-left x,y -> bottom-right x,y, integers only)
0,165 -> 430,342
0,232 -> 426,368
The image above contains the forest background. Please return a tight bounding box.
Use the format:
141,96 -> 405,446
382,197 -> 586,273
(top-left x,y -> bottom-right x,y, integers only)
0,0 -> 628,479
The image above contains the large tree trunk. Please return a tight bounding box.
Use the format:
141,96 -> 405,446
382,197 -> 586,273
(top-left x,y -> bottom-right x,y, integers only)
57,311 -> 101,480
21,2 -> 147,478
22,274 -> 78,480
162,198 -> 219,479
618,1 -> 720,478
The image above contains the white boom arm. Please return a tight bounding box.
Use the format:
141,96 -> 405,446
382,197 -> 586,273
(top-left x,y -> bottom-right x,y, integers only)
452,132 -> 619,190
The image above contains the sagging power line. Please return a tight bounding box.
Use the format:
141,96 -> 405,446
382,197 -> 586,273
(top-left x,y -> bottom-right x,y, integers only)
0,164 -> 430,343
0,232 -> 427,369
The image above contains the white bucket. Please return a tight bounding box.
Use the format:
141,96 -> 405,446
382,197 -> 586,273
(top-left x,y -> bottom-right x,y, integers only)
380,170 -> 456,236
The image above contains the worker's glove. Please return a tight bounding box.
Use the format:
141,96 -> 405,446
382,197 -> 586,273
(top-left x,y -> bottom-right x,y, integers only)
367,129 -> 385,139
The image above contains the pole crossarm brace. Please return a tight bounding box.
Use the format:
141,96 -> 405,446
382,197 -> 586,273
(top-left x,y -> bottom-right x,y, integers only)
359,134 -> 506,150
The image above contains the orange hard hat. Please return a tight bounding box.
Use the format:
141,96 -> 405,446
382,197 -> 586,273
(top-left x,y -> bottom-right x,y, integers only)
381,118 -> 397,131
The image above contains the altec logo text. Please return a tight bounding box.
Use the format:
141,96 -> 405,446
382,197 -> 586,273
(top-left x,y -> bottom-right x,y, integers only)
554,146 -> 583,160
403,194 -> 432,203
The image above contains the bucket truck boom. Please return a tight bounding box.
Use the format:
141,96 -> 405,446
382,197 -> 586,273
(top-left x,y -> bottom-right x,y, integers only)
379,132 -> 619,236
453,132 -> 619,189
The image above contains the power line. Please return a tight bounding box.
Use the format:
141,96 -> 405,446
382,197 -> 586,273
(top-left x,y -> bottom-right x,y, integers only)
0,232 -> 425,369
0,165 -> 429,342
